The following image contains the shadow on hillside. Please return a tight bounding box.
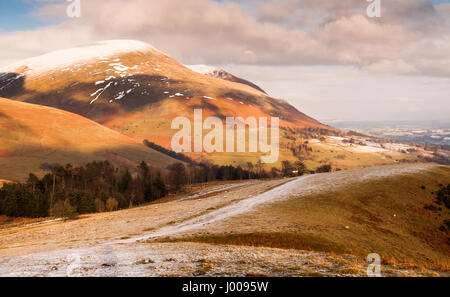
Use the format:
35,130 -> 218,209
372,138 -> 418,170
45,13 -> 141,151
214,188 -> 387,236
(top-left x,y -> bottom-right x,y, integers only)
0,73 -> 25,98
0,72 -> 279,123
0,73 -> 206,118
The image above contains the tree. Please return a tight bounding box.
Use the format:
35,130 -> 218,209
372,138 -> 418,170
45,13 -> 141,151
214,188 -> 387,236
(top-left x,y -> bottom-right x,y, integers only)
256,160 -> 264,178
118,169 -> 132,193
246,162 -> 254,177
125,178 -> 144,207
281,160 -> 294,177
270,167 -> 280,178
0,158 -> 270,219
51,199 -> 77,219
138,161 -> 155,202
167,163 -> 188,190
138,161 -> 150,179
95,198 -> 105,212
316,164 -> 332,173
27,173 -> 40,194
105,197 -> 119,212
153,173 -> 167,199
294,161 -> 307,176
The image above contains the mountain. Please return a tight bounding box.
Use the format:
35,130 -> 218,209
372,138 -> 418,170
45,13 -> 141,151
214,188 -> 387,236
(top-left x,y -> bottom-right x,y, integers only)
186,65 -> 267,94
0,97 -> 179,181
0,40 -> 335,165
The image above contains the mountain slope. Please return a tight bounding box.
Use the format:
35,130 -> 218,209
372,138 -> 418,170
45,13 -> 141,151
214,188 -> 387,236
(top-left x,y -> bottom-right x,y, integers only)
0,97 -> 179,181
0,40 -> 326,128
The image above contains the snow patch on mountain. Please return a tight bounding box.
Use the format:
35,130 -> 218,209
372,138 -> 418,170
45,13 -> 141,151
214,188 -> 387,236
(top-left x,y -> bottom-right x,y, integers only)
185,64 -> 220,75
90,82 -> 113,104
186,64 -> 267,94
1,40 -> 162,75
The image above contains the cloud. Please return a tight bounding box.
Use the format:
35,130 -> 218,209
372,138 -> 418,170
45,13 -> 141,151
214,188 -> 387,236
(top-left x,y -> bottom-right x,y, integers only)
250,0 -> 440,30
0,0 -> 449,77
363,59 -> 420,75
220,64 -> 450,122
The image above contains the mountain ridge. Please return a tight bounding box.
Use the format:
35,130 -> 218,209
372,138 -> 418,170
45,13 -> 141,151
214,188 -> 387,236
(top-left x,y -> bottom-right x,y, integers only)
186,64 -> 267,94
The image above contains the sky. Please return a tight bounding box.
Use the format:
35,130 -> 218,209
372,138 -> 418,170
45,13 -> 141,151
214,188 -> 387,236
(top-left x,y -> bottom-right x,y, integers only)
0,0 -> 449,122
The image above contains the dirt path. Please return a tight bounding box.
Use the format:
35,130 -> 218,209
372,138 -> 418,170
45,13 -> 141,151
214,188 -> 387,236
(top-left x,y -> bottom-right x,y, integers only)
127,163 -> 437,241
0,163 -> 438,276
174,183 -> 248,202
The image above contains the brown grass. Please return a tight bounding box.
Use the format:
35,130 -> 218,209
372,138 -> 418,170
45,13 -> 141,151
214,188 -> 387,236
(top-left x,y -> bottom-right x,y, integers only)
0,97 -> 178,181
0,215 -> 48,230
166,232 -> 349,254
168,166 -> 450,271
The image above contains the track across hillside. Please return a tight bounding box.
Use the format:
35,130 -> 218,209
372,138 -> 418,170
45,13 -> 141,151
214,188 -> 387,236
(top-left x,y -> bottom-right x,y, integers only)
0,164 -> 441,276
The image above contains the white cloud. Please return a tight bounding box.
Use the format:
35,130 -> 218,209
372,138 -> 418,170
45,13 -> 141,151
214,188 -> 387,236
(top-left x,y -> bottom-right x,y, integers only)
363,59 -> 419,75
0,0 -> 448,77
220,64 -> 450,122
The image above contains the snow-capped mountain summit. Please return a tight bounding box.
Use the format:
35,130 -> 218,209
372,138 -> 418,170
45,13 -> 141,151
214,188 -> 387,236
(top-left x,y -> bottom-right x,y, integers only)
185,64 -> 220,75
0,40 -> 333,164
1,40 -> 162,76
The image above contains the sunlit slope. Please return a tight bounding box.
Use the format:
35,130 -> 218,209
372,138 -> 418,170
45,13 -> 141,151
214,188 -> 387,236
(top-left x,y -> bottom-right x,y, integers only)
0,97 -> 178,181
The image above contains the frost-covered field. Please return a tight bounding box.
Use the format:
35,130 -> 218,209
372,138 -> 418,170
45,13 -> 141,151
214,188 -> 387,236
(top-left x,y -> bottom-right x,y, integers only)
0,241 -> 434,277
0,164 -> 438,277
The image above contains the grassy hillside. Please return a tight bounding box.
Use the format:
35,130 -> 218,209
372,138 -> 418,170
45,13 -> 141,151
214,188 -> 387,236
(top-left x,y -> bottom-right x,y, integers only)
0,97 -> 178,181
174,166 -> 450,270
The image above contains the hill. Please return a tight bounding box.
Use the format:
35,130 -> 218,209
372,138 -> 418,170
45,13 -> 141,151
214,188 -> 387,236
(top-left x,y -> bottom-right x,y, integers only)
0,97 -> 179,181
171,164 -> 450,272
0,164 -> 447,276
0,40 -> 335,166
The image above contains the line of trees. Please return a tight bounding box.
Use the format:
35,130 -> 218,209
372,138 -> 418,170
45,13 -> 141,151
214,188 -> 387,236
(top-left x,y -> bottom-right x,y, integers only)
143,140 -> 198,164
0,159 -> 332,219
0,160 -> 270,218
0,161 -> 167,218
170,161 -> 268,189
